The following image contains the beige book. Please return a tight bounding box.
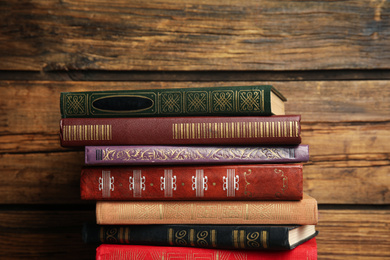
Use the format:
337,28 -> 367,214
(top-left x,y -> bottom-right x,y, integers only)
96,194 -> 318,225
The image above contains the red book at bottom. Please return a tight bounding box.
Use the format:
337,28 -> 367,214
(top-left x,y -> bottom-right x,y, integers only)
96,238 -> 317,260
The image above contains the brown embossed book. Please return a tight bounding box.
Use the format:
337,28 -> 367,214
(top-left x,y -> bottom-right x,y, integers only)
96,194 -> 318,225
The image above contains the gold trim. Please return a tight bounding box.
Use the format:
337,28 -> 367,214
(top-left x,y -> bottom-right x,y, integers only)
240,230 -> 245,248
233,230 -> 239,248
190,229 -> 195,246
211,230 -> 216,247
168,228 -> 173,245
262,231 -> 268,248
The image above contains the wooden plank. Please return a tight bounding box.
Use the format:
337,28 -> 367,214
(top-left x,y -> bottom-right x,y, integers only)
0,80 -> 389,204
316,209 -> 390,260
1,151 -> 389,204
0,210 -> 96,259
0,209 -> 388,259
1,0 -> 389,71
0,81 -> 389,136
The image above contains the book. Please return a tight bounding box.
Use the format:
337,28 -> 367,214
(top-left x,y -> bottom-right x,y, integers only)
96,238 -> 318,259
95,193 -> 318,225
81,164 -> 303,201
85,145 -> 309,166
60,85 -> 286,118
83,223 -> 318,251
60,115 -> 302,147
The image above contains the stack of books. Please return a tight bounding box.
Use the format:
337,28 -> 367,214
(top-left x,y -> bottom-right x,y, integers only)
60,85 -> 318,260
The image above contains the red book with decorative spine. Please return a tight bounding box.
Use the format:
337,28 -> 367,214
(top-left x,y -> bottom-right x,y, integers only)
60,115 -> 301,147
81,164 -> 303,201
96,238 -> 318,260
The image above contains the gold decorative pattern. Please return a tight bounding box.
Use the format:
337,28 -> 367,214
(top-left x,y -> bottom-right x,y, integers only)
62,124 -> 112,141
104,248 -> 249,260
274,168 -> 288,198
168,228 -> 217,248
65,93 -> 87,116
233,230 -> 268,249
186,91 -> 208,113
160,92 -> 182,114
172,120 -> 299,140
212,90 -> 234,112
238,89 -> 264,112
97,196 -> 316,225
243,169 -> 252,197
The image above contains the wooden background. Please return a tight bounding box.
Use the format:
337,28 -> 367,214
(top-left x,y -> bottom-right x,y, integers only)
1,0 -> 389,259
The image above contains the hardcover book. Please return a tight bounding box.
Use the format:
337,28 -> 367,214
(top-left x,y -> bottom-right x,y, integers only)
60,85 -> 286,118
60,115 -> 302,147
84,223 -> 318,251
96,238 -> 318,260
95,194 -> 318,225
81,164 -> 303,201
85,145 -> 309,166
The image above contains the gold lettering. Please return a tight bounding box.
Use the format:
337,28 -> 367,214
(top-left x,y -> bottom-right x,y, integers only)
295,121 -> 299,137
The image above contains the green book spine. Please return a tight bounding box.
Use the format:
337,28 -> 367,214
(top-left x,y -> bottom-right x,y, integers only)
83,224 -> 318,250
60,85 -> 286,118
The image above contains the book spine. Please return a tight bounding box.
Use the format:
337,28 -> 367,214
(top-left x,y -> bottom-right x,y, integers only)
95,195 -> 318,225
60,85 -> 283,118
83,223 -> 300,250
81,164 -> 303,201
96,239 -> 318,260
60,115 -> 301,147
85,145 -> 309,165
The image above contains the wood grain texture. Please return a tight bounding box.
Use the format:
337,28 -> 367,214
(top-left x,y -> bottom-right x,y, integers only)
1,0 -> 389,71
0,209 -> 388,259
1,150 -> 389,204
316,209 -> 390,260
0,80 -> 389,204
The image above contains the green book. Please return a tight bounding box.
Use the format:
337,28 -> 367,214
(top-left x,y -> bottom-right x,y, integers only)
60,85 -> 286,118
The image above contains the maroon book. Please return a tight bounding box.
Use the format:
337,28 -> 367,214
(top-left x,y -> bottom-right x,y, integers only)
80,164 -> 303,201
60,115 -> 301,147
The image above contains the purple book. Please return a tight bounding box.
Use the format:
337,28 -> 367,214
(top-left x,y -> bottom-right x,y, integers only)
85,145 -> 309,165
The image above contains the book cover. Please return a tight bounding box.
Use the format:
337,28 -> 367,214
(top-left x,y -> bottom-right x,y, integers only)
95,194 -> 318,225
96,238 -> 318,260
81,164 -> 303,201
60,115 -> 302,147
60,85 -> 286,118
85,145 -> 309,166
84,223 -> 318,251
